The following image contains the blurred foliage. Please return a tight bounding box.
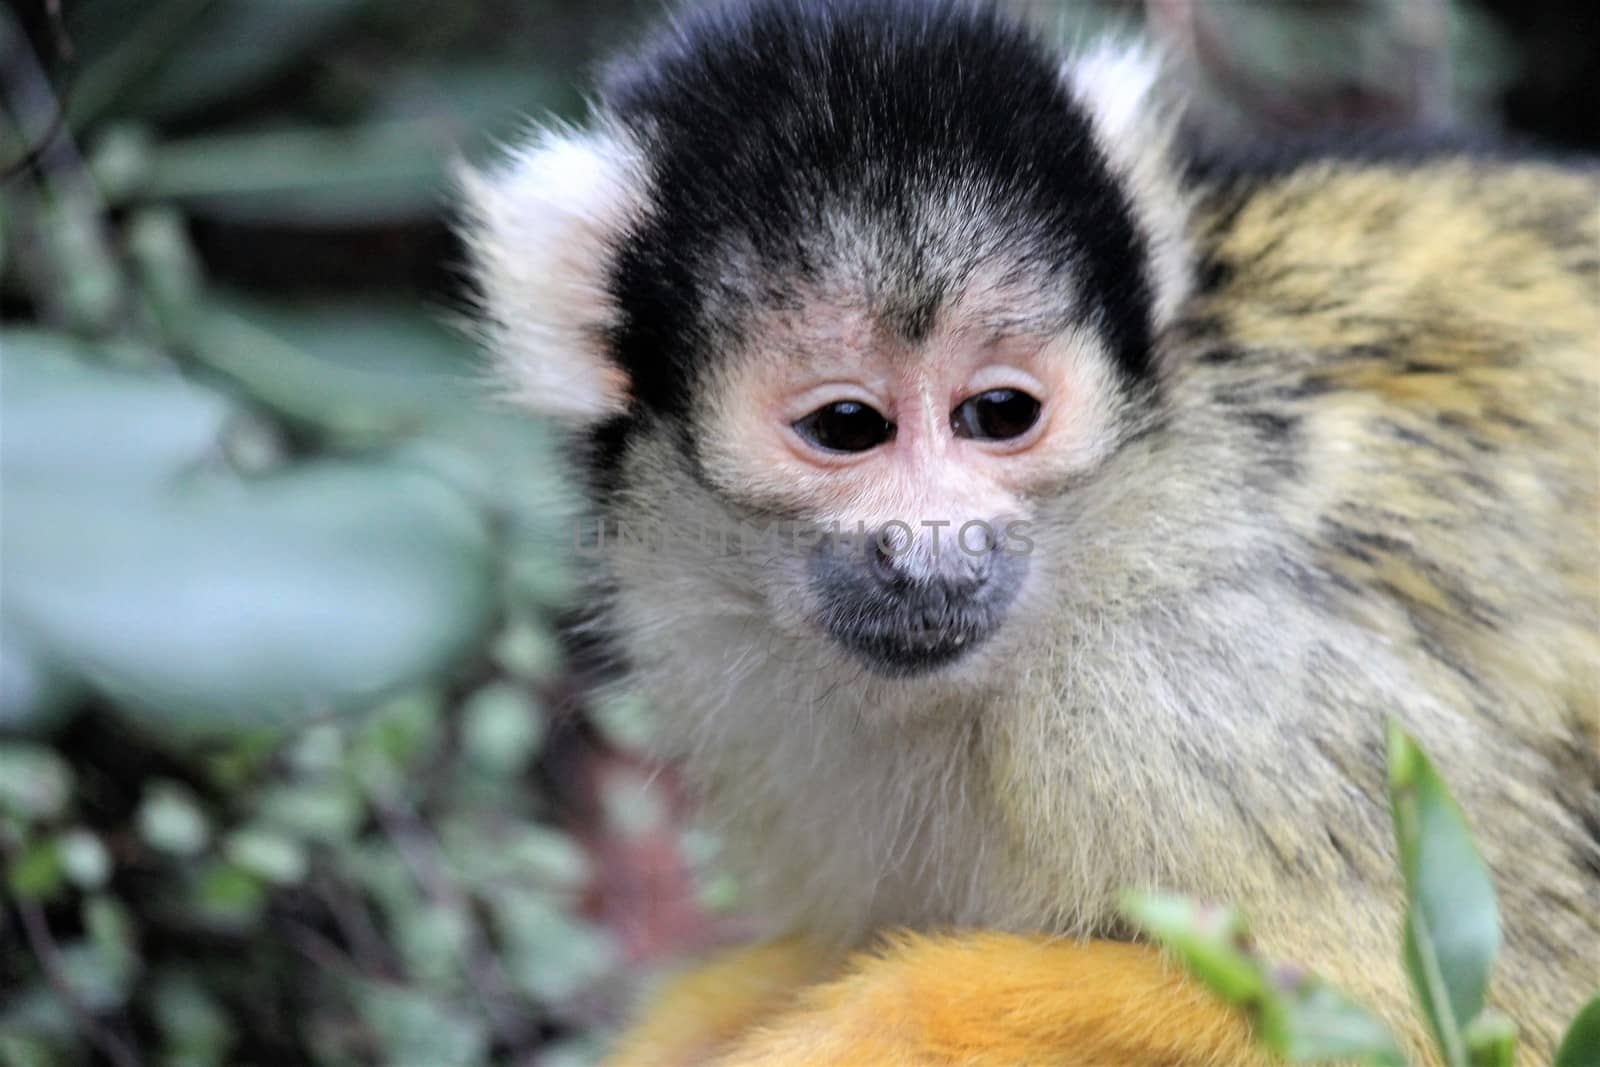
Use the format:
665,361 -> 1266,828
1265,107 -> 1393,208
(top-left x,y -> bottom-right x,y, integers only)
2,1 -> 718,1064
0,0 -> 1591,1063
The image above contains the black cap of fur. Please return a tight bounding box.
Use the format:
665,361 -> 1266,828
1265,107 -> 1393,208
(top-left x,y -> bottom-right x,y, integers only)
599,0 -> 1159,422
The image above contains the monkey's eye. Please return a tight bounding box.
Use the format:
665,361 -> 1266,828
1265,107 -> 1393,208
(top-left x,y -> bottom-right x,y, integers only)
793,401 -> 896,454
952,389 -> 1042,441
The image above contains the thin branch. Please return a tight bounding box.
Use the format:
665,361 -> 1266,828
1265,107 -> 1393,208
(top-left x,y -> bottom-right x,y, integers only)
45,0 -> 74,60
281,918 -> 369,982
0,6 -> 71,180
313,876 -> 399,979
15,899 -> 144,1067
373,797 -> 536,1043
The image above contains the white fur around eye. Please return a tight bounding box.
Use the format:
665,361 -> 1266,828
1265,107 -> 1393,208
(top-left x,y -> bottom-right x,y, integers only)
783,382 -> 894,423
459,123 -> 648,422
963,366 -> 1047,404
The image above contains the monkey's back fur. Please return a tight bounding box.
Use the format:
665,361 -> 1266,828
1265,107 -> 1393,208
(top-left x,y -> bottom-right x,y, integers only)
1145,159 -> 1600,1045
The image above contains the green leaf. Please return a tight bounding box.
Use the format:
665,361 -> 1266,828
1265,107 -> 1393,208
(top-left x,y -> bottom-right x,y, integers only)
493,889 -> 616,1003
0,984 -> 78,1050
1122,890 -> 1409,1065
82,895 -> 137,985
370,62 -> 576,151
406,416 -> 579,611
1277,979 -> 1408,1066
138,781 -> 211,855
1388,722 -> 1501,1066
126,206 -> 206,332
459,682 -> 544,777
489,620 -> 560,682
7,838 -> 65,901
438,820 -> 588,893
141,0 -> 366,118
64,0 -> 223,128
1554,996 -> 1600,1067
192,862 -> 266,927
57,829 -> 111,890
394,903 -> 471,988
254,782 -> 365,843
53,945 -> 130,1013
150,970 -> 234,1061
356,984 -> 488,1067
222,827 -> 308,886
67,0 -> 366,127
0,744 -> 73,821
85,124 -> 157,202
54,900 -> 138,1013
19,188 -> 124,332
0,330 -> 234,490
135,122 -> 453,224
201,731 -> 281,792
7,460 -> 494,732
1118,892 -> 1266,1005
287,723 -> 346,778
1462,1012 -> 1516,1067
350,690 -> 444,797
336,843 -> 419,927
181,297 -> 482,439
0,1029 -> 62,1067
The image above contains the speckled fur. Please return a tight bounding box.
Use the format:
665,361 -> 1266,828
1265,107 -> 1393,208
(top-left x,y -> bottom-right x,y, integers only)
463,2 -> 1600,1059
593,161 -> 1600,1058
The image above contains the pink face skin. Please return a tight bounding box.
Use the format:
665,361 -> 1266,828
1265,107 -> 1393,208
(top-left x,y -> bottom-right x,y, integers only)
697,283 -> 1126,535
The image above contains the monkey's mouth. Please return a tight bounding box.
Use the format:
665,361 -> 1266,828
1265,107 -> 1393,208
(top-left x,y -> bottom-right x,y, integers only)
822,613 -> 999,678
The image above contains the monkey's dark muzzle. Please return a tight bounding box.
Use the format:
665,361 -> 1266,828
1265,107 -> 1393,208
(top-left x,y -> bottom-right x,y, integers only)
808,528 -> 1027,677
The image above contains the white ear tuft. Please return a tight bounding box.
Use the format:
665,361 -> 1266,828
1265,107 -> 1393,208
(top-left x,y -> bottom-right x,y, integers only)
459,124 -> 647,423
1065,41 -> 1194,331
1068,40 -> 1167,147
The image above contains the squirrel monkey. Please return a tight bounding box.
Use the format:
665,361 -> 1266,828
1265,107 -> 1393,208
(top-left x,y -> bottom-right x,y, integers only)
462,0 -> 1600,1062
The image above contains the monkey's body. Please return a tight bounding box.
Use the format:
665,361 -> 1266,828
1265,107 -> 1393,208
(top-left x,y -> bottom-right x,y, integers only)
463,2 -> 1599,1061
612,157 -> 1600,1063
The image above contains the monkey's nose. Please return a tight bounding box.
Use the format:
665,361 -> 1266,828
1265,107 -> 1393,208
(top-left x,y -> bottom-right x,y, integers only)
867,537 -> 914,589
866,524 -> 996,602
808,523 -> 1027,678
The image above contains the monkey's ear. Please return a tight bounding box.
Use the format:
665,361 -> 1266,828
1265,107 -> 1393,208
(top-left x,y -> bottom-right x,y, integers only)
1064,43 -> 1194,330
458,126 -> 644,423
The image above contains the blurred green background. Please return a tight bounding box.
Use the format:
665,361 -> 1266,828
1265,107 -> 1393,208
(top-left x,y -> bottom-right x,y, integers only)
0,1 -> 1594,1064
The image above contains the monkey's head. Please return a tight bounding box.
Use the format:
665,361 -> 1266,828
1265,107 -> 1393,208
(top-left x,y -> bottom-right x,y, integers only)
465,0 -> 1193,700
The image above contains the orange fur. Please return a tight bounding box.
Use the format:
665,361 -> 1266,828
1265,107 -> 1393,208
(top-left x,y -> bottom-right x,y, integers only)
605,938 -> 840,1067
608,934 -> 1268,1066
